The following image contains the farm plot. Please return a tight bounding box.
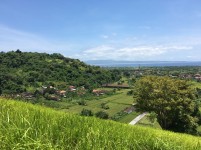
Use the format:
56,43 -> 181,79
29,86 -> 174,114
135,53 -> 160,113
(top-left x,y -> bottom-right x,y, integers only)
63,89 -> 134,117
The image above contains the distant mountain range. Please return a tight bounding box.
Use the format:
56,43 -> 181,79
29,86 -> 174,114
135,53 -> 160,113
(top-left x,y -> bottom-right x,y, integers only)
85,60 -> 201,67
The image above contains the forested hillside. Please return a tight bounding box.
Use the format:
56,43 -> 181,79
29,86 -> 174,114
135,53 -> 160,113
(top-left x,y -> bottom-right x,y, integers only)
0,50 -> 120,94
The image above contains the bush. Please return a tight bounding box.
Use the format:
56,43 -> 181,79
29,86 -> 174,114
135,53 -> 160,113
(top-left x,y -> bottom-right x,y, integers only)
111,111 -> 127,121
101,103 -> 109,109
80,109 -> 93,116
78,100 -> 87,106
95,111 -> 109,119
127,90 -> 134,95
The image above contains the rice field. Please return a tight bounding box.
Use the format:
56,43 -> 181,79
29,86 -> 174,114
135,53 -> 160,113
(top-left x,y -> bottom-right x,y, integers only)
1,98 -> 201,150
63,89 -> 134,117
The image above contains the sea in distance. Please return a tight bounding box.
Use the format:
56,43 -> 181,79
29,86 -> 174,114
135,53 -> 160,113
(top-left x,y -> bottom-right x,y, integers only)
85,60 -> 201,67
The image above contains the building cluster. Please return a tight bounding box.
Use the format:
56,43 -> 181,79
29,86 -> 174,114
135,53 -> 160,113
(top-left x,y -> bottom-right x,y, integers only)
18,85 -> 80,101
177,73 -> 201,81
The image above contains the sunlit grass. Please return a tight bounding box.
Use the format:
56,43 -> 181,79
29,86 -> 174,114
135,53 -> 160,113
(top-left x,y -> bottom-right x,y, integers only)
1,98 -> 201,150
118,111 -> 140,123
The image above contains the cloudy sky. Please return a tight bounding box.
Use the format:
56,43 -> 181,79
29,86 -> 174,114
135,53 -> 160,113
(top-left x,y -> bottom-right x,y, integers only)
0,0 -> 201,61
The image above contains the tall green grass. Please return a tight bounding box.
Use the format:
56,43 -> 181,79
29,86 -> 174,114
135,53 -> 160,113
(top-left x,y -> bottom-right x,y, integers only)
1,98 -> 201,150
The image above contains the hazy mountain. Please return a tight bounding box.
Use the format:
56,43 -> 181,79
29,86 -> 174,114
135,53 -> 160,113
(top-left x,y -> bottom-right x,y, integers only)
85,60 -> 201,67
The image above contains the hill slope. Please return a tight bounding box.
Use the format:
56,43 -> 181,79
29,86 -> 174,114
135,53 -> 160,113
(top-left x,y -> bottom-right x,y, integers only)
0,50 -> 120,94
0,98 -> 201,150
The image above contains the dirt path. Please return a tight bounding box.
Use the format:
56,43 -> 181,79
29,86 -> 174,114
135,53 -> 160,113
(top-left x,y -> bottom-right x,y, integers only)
129,112 -> 148,125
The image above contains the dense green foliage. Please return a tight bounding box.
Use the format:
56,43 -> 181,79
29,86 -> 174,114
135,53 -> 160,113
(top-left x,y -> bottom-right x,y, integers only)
80,108 -> 94,116
0,50 -> 120,94
134,76 -> 198,134
95,111 -> 109,119
1,98 -> 201,150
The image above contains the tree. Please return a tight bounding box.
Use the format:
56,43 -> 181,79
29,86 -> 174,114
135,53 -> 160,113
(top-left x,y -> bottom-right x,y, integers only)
15,49 -> 22,53
0,51 -> 118,95
134,76 -> 198,134
148,112 -> 157,126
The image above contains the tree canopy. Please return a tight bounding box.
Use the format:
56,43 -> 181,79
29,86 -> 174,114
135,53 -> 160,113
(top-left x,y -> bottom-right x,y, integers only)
0,50 -> 121,94
134,76 -> 198,134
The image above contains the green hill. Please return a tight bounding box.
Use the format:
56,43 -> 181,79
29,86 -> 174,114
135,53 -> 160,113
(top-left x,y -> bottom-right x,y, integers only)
0,50 -> 120,94
1,98 -> 201,150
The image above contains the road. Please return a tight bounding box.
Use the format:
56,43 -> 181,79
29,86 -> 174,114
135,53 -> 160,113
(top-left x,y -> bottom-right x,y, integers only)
129,112 -> 148,125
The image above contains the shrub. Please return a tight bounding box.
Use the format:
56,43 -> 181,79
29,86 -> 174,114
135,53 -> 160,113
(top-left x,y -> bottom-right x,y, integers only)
95,111 -> 109,119
80,109 -> 93,116
101,103 -> 109,109
127,90 -> 134,95
78,100 -> 87,106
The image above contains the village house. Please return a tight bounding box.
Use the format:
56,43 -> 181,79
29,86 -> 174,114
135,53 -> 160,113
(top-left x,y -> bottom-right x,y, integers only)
124,106 -> 135,114
194,74 -> 201,81
21,92 -> 34,99
42,85 -> 56,89
58,90 -> 67,97
69,86 -> 76,92
77,86 -> 86,95
92,89 -> 107,96
48,95 -> 60,101
178,74 -> 192,79
42,86 -> 47,89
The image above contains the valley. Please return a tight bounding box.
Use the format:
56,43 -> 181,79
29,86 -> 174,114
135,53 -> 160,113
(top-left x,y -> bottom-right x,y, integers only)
1,51 -> 201,149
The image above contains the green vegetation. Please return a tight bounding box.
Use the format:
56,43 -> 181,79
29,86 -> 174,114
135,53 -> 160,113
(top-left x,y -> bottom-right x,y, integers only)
134,76 -> 198,134
118,111 -> 140,123
110,66 -> 201,78
190,81 -> 201,89
137,115 -> 162,129
0,50 -> 120,95
95,111 -> 109,119
2,50 -> 201,138
1,98 -> 201,150
63,89 -> 134,117
80,108 -> 93,116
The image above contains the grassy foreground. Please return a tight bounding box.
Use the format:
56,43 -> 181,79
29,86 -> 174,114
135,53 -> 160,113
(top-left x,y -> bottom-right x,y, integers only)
1,98 -> 201,150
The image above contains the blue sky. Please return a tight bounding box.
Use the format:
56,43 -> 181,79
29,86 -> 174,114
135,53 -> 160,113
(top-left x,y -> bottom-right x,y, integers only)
0,0 -> 201,61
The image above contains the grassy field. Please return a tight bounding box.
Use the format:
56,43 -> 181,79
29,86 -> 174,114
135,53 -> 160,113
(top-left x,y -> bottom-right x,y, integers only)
118,111 -> 140,123
137,115 -> 162,129
37,89 -> 157,126
1,98 -> 201,150
63,89 -> 134,117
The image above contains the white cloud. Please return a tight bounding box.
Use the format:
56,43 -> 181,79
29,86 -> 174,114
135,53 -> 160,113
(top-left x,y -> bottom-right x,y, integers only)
112,32 -> 117,36
74,45 -> 192,60
187,55 -> 201,60
101,35 -> 109,39
0,24 -> 200,61
182,37 -> 201,45
100,33 -> 117,39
